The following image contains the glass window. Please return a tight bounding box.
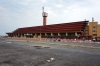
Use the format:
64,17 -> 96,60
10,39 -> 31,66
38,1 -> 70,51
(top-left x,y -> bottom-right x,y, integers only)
93,34 -> 97,36
93,30 -> 97,32
93,26 -> 96,28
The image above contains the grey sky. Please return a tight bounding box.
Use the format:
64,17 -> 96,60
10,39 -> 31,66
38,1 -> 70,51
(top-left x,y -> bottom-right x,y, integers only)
0,0 -> 100,35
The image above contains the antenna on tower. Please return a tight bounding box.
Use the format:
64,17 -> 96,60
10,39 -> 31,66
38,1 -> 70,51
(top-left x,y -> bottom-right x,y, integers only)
42,6 -> 44,12
92,17 -> 94,22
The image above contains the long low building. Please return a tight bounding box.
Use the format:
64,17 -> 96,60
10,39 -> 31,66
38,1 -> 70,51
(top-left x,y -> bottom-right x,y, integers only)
6,20 -> 100,40
6,21 -> 90,39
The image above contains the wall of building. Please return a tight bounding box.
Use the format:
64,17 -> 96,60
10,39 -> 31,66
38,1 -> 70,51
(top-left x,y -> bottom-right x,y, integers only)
97,25 -> 100,40
97,25 -> 100,36
8,21 -> 100,41
89,22 -> 98,38
88,22 -> 100,40
89,22 -> 93,36
84,25 -> 89,36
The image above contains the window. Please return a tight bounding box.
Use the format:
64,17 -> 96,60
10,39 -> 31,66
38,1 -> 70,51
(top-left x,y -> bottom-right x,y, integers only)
93,30 -> 97,32
93,34 -> 97,36
93,26 -> 96,28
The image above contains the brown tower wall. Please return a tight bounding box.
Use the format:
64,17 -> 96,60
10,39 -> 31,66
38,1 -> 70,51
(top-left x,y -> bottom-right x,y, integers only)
43,16 -> 47,26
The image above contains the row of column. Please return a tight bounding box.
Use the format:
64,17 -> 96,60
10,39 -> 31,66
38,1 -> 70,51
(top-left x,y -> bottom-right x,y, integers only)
10,32 -> 79,38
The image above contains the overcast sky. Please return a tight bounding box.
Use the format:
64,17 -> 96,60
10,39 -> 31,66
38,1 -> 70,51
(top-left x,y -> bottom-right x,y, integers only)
0,0 -> 100,35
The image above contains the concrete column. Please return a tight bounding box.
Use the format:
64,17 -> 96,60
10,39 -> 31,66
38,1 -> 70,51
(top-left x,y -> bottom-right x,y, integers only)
51,33 -> 54,36
45,33 -> 47,36
75,32 -> 77,36
35,33 -> 36,36
66,33 -> 68,36
14,34 -> 16,37
13,34 -> 15,37
40,33 -> 41,36
23,34 -> 26,37
38,33 -> 41,40
58,33 -> 60,36
24,34 -> 26,38
21,34 -> 23,37
15,34 -> 17,37
34,33 -> 37,38
38,33 -> 41,38
18,34 -> 19,37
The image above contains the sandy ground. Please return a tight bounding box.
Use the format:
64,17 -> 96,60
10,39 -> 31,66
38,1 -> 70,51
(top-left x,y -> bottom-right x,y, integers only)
0,37 -> 100,66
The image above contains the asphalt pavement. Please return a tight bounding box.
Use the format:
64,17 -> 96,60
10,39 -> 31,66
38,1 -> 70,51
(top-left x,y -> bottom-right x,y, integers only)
0,37 -> 100,66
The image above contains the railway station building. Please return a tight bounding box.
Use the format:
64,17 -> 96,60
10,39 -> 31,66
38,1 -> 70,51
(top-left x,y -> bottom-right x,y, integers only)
6,20 -> 100,41
6,9 -> 100,41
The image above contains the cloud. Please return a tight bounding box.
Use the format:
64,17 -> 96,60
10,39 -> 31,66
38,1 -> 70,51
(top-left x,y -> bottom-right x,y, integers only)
0,0 -> 100,35
0,6 -> 6,10
44,7 -> 58,18
41,0 -> 46,2
56,4 -> 63,8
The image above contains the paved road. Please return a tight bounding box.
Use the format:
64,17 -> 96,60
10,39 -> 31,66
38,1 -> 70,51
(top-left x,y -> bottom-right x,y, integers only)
0,38 -> 100,66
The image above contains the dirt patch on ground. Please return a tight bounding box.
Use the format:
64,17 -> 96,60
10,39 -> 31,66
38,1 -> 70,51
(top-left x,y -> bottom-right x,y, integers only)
33,46 -> 50,49
0,61 -> 12,64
